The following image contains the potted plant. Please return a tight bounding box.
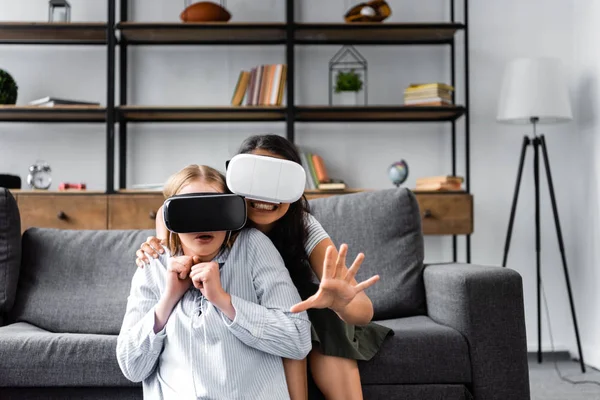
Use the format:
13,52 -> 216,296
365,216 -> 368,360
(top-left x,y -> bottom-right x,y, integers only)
334,69 -> 363,106
0,69 -> 18,105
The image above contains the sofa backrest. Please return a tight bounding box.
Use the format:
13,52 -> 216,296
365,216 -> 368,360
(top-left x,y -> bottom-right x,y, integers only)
10,228 -> 155,334
0,188 -> 21,326
8,187 -> 425,334
308,188 -> 426,319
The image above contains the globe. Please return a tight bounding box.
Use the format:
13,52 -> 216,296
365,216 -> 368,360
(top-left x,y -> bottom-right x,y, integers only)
388,160 -> 409,187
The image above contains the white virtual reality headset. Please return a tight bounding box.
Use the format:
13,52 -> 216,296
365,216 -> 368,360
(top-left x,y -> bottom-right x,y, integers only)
226,153 -> 306,204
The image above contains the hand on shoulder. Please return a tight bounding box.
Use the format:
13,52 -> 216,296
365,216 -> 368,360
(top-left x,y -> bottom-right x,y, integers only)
135,236 -> 167,268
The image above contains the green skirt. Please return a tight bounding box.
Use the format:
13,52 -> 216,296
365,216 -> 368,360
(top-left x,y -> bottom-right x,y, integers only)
299,282 -> 394,361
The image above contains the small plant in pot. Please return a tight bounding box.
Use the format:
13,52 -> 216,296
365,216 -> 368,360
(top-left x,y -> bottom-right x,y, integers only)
335,69 -> 363,106
0,69 -> 18,105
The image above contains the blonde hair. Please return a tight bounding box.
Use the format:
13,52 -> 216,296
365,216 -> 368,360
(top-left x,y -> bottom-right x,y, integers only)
163,164 -> 235,255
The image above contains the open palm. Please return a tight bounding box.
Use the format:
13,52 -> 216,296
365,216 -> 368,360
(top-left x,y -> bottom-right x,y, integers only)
290,244 -> 379,314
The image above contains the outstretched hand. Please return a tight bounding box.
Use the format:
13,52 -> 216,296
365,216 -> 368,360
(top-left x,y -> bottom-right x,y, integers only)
289,244 -> 379,314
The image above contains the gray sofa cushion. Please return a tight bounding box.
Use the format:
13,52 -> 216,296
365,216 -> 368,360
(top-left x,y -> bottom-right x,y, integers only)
0,322 -> 137,387
0,188 -> 21,325
10,228 -> 154,334
359,316 -> 471,385
308,188 -> 426,319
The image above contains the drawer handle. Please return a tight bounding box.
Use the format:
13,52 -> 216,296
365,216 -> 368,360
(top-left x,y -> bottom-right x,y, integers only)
149,211 -> 157,220
423,209 -> 433,218
57,211 -> 68,220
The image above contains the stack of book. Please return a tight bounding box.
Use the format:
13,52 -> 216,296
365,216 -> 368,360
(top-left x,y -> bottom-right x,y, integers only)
403,83 -> 454,107
28,97 -> 101,107
415,175 -> 463,191
231,64 -> 287,106
299,150 -> 347,191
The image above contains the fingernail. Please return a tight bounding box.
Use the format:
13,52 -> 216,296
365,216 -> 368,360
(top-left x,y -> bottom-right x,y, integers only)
153,254 -> 158,258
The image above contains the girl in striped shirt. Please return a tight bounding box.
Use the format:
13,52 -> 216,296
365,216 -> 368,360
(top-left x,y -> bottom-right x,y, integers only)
117,164 -> 312,399
136,135 -> 393,400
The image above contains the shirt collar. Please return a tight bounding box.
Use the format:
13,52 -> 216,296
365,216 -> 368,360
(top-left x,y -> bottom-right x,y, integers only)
213,246 -> 230,266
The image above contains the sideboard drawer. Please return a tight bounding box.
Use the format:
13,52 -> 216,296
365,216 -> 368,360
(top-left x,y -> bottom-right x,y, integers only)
18,194 -> 108,232
415,193 -> 473,235
108,194 -> 165,230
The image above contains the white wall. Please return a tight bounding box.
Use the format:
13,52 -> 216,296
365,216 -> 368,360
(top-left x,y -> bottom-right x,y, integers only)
468,0 -> 580,359
0,0 -> 595,366
571,0 -> 600,370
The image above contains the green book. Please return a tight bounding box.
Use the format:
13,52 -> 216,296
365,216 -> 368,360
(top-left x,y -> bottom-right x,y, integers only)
305,152 -> 320,188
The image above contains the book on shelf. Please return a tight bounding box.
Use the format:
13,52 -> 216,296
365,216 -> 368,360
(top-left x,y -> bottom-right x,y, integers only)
405,83 -> 454,92
404,98 -> 453,107
231,71 -> 251,106
299,152 -> 316,190
415,175 -> 464,192
404,83 -> 454,107
316,180 -> 347,190
298,148 -> 348,191
231,64 -> 287,107
28,97 -> 101,107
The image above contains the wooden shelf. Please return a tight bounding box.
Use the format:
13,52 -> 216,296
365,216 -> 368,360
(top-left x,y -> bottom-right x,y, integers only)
0,22 -> 107,44
118,22 -> 286,45
0,105 -> 106,122
115,22 -> 463,46
118,106 -> 286,122
412,190 -> 467,194
295,105 -> 465,122
305,188 -> 366,195
294,23 -> 464,45
0,105 -> 464,123
9,189 -> 105,195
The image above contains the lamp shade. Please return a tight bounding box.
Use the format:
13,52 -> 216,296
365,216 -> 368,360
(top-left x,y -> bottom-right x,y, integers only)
497,57 -> 572,124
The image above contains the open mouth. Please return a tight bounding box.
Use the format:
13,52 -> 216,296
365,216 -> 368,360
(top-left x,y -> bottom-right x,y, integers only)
194,233 -> 214,243
250,201 -> 278,212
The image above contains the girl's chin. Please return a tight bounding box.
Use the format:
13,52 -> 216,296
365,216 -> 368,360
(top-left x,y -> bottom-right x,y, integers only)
187,246 -> 221,260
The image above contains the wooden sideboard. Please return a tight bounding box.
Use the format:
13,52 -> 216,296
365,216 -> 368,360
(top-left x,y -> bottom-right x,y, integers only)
9,190 -> 473,236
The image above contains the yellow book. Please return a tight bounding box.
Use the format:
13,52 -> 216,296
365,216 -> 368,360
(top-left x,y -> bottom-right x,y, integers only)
405,83 -> 454,92
231,71 -> 251,106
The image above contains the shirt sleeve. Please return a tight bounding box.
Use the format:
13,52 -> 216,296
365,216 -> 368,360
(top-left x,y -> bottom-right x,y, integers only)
116,257 -> 167,383
221,230 -> 312,360
304,213 -> 330,256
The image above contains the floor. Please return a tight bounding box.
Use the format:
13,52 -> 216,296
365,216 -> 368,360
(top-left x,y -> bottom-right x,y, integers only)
529,356 -> 600,400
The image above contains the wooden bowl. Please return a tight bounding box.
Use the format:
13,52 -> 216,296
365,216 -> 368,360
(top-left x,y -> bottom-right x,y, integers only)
180,1 -> 232,23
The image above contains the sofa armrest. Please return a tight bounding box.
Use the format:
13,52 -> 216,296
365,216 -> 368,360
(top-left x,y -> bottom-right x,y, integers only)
0,188 -> 21,327
424,263 -> 530,400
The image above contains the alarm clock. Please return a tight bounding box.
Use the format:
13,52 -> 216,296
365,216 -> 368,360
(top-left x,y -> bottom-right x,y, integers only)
27,160 -> 52,190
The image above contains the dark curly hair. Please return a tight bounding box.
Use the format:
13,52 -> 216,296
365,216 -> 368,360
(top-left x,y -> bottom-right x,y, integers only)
237,134 -> 315,289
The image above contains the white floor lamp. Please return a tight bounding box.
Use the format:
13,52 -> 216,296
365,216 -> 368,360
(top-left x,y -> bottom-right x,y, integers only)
496,57 -> 585,373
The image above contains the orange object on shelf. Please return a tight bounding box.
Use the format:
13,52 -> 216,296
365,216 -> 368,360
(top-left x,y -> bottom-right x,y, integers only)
59,182 -> 87,191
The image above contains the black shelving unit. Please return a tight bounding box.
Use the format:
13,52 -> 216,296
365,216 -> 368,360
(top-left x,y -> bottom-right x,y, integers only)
0,17 -> 115,195
0,0 -> 470,261
114,0 -> 471,262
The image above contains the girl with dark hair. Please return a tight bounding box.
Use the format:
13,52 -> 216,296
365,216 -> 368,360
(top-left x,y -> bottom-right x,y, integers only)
136,135 -> 392,400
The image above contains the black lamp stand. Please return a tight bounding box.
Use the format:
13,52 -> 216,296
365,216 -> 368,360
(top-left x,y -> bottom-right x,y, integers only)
502,116 -> 586,373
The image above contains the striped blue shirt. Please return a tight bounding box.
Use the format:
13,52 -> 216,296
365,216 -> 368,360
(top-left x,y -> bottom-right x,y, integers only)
116,228 -> 312,400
